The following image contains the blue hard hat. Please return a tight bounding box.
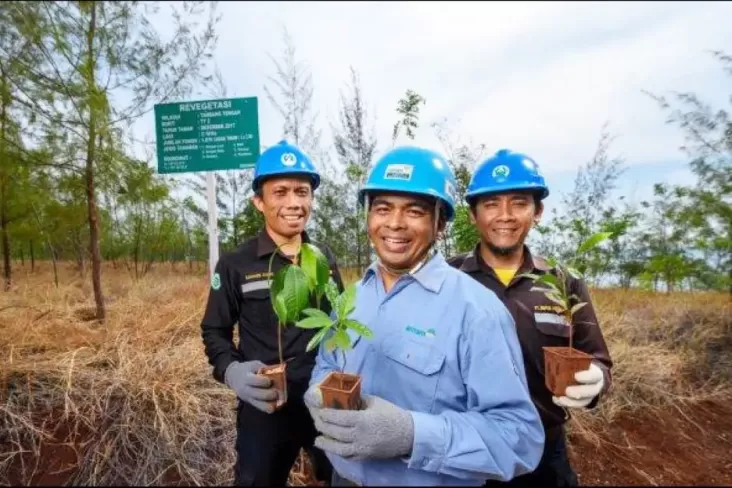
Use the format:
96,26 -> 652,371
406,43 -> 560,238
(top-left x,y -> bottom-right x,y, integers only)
465,149 -> 549,203
252,140 -> 320,193
358,146 -> 457,221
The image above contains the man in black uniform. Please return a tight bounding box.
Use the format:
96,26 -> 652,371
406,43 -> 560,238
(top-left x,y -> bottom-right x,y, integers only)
201,140 -> 343,486
448,149 -> 614,487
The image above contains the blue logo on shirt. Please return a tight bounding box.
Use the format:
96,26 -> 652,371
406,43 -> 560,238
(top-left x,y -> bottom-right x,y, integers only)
405,325 -> 436,338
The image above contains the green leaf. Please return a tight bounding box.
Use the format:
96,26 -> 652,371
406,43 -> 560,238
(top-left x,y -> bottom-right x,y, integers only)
324,278 -> 341,310
345,319 -> 373,339
273,294 -> 288,326
296,316 -> 333,329
337,283 -> 358,319
302,308 -> 330,319
271,265 -> 310,324
300,244 -> 331,293
535,273 -> 562,290
545,293 -> 569,310
306,326 -> 331,352
577,232 -> 613,255
333,328 -> 352,350
570,302 -> 588,316
546,257 -> 558,268
566,267 -> 583,279
518,272 -> 542,282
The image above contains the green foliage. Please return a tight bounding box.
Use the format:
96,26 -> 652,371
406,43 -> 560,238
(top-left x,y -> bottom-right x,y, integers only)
451,205 -> 480,254
392,89 -> 426,145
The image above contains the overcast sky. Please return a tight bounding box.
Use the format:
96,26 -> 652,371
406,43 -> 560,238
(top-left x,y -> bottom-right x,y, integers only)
135,0 -> 732,214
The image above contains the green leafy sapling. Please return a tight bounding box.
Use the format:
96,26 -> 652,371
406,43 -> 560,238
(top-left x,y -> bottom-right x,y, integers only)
520,231 -> 613,350
296,280 -> 373,375
293,245 -> 374,378
266,242 -> 310,366
267,241 -> 374,390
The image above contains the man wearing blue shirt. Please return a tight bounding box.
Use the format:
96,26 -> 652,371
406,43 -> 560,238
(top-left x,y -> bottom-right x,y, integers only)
303,146 -> 545,486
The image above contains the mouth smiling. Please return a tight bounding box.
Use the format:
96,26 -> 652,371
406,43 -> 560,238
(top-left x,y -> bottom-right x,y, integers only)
382,235 -> 411,252
281,214 -> 304,225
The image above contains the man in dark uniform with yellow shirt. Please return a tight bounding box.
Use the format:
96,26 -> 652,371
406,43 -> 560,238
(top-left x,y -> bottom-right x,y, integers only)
448,149 -> 614,487
200,140 -> 343,486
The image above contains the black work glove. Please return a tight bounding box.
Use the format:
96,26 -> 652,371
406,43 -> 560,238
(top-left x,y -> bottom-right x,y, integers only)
224,360 -> 279,414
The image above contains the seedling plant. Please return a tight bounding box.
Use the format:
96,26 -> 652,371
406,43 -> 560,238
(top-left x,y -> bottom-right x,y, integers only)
520,231 -> 612,396
263,241 -> 373,409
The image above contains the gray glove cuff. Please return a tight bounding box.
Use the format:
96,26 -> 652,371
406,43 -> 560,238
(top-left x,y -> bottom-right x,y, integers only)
393,409 -> 415,457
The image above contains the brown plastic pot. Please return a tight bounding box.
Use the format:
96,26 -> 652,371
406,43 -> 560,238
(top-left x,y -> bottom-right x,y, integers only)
258,362 -> 287,410
320,371 -> 362,410
543,346 -> 593,397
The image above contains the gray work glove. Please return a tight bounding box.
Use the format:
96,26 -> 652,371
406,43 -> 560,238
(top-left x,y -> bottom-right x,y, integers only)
308,392 -> 415,460
224,360 -> 279,414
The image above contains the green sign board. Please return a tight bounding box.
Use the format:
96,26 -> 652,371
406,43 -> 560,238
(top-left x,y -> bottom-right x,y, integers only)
154,97 -> 260,174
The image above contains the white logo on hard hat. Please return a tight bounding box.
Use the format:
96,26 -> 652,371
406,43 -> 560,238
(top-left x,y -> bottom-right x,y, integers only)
281,153 -> 297,167
492,165 -> 510,179
384,164 -> 413,181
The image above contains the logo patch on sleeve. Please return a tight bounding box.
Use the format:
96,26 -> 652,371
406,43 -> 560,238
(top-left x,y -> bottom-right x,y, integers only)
211,272 -> 221,290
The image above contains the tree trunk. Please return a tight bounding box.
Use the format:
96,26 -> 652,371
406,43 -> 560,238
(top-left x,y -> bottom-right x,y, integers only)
1,213 -> 10,291
0,70 -> 9,290
84,2 -> 104,321
50,244 -> 59,289
19,247 -> 24,266
29,241 -> 35,272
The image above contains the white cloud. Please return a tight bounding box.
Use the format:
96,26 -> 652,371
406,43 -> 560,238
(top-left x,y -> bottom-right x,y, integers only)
133,1 -> 732,181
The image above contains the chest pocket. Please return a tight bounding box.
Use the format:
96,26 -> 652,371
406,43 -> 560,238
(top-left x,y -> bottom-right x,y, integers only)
534,311 -> 570,339
239,280 -> 278,328
380,338 -> 446,413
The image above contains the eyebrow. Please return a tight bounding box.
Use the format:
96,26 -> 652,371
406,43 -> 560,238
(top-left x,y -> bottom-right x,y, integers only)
372,198 -> 431,210
271,184 -> 311,191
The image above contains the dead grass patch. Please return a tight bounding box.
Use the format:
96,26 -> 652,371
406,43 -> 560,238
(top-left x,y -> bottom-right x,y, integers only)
0,262 -> 730,485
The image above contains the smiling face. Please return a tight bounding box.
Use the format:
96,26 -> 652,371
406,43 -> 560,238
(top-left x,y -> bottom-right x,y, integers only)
253,176 -> 313,241
470,190 -> 543,257
367,192 -> 443,271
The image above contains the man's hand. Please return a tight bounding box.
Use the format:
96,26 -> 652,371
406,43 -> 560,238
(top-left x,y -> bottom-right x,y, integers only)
552,362 -> 605,408
224,361 -> 279,413
308,394 -> 414,460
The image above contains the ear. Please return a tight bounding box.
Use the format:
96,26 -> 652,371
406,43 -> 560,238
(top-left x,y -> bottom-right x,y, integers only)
534,201 -> 545,223
252,193 -> 265,213
468,206 -> 477,225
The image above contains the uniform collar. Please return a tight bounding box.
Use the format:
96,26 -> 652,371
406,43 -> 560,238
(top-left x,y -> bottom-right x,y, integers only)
256,229 -> 312,258
362,252 -> 448,294
460,243 -> 551,274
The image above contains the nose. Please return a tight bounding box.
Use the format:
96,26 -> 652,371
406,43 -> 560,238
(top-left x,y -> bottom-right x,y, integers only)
384,209 -> 407,230
496,200 -> 515,221
285,191 -> 301,209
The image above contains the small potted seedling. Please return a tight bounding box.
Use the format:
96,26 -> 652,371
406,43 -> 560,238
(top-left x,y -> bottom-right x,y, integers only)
296,278 -> 373,410
521,231 -> 612,397
257,242 -> 314,409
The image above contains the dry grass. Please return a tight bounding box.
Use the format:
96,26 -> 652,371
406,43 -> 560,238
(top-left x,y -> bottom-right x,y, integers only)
0,261 -> 730,485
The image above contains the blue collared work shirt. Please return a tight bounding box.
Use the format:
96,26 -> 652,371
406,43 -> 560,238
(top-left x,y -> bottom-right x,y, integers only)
310,253 -> 545,486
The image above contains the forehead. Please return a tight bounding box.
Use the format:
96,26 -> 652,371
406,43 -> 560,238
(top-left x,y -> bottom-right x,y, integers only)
261,176 -> 312,191
369,192 -> 433,208
478,190 -> 535,201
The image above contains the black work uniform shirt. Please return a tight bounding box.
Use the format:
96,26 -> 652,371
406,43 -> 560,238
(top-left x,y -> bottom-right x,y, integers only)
448,245 -> 613,432
201,230 -> 345,398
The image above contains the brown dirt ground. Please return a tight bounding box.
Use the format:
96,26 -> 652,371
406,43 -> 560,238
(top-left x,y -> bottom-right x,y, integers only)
5,399 -> 732,486
568,399 -> 732,486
